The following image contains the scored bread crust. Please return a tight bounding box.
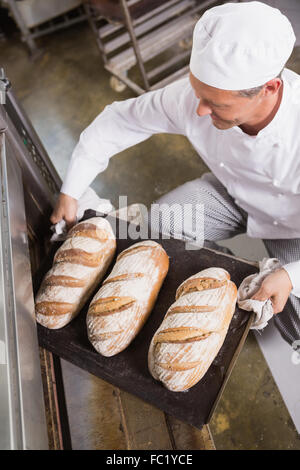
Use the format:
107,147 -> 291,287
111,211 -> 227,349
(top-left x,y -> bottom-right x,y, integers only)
148,267 -> 237,392
86,240 -> 169,357
35,217 -> 116,329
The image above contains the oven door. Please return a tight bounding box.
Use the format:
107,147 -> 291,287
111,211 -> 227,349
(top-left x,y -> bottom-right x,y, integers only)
0,84 -> 61,450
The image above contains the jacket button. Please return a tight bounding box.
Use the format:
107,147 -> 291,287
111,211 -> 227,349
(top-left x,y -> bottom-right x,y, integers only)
273,220 -> 278,225
219,162 -> 225,167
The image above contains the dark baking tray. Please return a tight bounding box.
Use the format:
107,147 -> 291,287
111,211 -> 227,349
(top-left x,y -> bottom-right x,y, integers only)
35,215 -> 258,429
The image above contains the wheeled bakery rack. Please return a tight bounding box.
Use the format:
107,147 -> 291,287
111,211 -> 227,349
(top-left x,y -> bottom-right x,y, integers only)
85,0 -> 230,95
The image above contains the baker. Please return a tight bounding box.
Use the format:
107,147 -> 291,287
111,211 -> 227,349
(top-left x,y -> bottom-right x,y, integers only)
50,1 -> 300,348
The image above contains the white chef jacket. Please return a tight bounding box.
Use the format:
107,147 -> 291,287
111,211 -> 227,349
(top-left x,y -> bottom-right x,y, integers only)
61,67 -> 300,296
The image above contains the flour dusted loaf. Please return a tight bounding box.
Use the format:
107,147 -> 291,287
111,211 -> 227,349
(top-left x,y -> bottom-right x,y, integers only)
35,217 -> 116,329
86,240 -> 169,357
148,267 -> 237,392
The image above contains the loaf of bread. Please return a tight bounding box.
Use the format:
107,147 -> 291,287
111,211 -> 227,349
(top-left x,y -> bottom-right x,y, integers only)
86,240 -> 169,356
148,267 -> 237,392
35,217 -> 116,329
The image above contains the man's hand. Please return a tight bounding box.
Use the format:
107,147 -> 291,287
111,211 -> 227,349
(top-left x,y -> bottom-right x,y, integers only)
50,192 -> 78,228
250,268 -> 293,314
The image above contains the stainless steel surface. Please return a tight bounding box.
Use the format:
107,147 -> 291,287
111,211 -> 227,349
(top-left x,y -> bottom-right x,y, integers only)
4,91 -> 61,202
2,0 -> 38,54
3,0 -> 88,56
0,134 -> 14,450
13,0 -> 83,28
0,75 -> 62,449
0,132 -> 48,449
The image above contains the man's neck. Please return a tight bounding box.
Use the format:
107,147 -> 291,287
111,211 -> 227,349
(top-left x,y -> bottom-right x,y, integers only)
239,83 -> 283,136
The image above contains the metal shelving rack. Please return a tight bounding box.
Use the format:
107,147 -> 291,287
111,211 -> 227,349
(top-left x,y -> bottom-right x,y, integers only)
1,0 -> 89,58
86,0 -> 225,95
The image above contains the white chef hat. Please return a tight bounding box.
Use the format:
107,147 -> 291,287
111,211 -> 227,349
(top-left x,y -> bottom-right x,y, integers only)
189,1 -> 296,91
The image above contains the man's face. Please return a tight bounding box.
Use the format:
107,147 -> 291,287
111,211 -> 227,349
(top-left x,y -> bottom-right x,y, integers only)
189,72 -> 264,130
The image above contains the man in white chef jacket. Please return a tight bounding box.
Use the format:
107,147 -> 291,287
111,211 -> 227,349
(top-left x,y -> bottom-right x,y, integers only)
51,1 -> 300,348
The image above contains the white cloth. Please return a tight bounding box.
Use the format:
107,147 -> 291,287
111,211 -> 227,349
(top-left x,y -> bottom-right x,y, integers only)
50,187 -> 115,241
60,68 -> 300,294
190,1 -> 295,90
237,258 -> 282,330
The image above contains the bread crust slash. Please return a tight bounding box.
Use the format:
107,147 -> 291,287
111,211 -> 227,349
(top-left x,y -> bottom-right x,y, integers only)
148,267 -> 237,391
35,217 -> 117,329
86,240 -> 169,357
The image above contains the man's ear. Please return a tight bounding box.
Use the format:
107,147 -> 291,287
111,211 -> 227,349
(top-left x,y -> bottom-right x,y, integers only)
263,78 -> 282,97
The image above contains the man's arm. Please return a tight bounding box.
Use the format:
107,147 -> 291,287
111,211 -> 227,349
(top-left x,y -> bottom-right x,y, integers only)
51,78 -> 189,224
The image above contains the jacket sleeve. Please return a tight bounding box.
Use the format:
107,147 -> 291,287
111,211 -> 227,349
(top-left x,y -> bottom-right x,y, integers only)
60,78 -> 188,199
282,261 -> 300,298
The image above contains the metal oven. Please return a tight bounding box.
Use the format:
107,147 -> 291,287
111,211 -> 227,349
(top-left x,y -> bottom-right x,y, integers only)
0,71 -> 257,450
0,74 -> 61,449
